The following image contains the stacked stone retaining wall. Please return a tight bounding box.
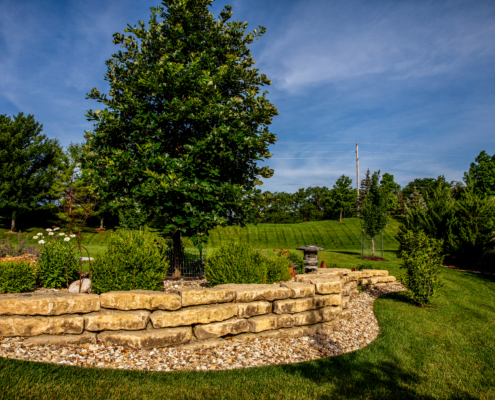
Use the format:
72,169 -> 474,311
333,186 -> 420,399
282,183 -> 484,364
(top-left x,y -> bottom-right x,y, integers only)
0,268 -> 397,349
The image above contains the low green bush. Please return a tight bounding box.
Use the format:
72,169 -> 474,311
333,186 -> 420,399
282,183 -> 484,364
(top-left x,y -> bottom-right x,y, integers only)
0,261 -> 36,293
37,234 -> 79,289
91,230 -> 169,294
205,242 -> 292,286
397,229 -> 444,307
286,251 -> 304,272
355,263 -> 374,271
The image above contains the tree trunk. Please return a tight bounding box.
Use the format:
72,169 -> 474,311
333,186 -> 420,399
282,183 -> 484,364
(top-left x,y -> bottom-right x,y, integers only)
100,218 -> 104,229
10,215 -> 15,232
339,210 -> 343,223
172,231 -> 182,278
371,236 -> 375,257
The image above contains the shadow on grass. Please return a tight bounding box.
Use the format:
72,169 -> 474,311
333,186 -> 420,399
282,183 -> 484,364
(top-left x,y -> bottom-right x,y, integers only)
280,355 -> 479,400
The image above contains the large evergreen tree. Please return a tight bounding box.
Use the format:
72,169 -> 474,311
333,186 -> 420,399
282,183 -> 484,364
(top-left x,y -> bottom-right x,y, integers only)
0,113 -> 63,232
83,0 -> 277,272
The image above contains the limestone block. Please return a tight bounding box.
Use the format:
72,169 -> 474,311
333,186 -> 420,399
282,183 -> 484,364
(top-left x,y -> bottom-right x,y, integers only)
312,268 -> 352,277
272,297 -> 315,314
362,269 -> 389,277
0,292 -> 100,316
293,275 -> 341,294
247,313 -> 295,332
318,306 -> 342,322
345,281 -> 358,289
314,294 -> 341,308
23,331 -> 97,347
174,287 -> 235,307
230,332 -> 258,341
310,319 -> 340,335
361,276 -> 396,285
84,310 -> 150,331
292,309 -> 322,326
100,290 -> 181,311
193,318 -> 249,340
0,315 -> 84,337
280,282 -> 315,298
350,289 -> 360,299
98,327 -> 192,349
342,295 -> 350,309
176,338 -> 226,350
346,272 -> 361,281
341,287 -> 350,297
340,310 -> 351,320
237,301 -> 272,318
150,303 -> 237,328
215,284 -> 291,302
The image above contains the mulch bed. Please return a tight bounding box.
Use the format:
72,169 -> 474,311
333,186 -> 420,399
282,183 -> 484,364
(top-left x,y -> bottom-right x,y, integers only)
361,257 -> 387,261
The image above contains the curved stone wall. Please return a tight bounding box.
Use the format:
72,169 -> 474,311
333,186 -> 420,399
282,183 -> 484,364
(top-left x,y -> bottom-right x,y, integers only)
0,268 -> 397,349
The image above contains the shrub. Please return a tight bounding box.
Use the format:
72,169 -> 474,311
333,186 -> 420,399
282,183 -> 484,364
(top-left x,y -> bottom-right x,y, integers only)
91,230 -> 169,294
205,242 -> 268,286
37,235 -> 79,288
286,251 -> 304,272
397,230 -> 444,307
205,242 -> 292,286
355,263 -> 374,271
0,233 -> 40,258
0,261 -> 36,293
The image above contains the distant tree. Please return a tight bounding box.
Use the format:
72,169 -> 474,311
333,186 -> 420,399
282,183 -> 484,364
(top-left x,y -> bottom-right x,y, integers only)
402,176 -> 450,199
327,175 -> 355,223
360,170 -> 388,256
380,173 -> 400,213
0,113 -> 63,232
406,187 -> 427,210
84,0 -> 278,273
357,169 -> 372,215
299,186 -> 330,222
463,151 -> 495,198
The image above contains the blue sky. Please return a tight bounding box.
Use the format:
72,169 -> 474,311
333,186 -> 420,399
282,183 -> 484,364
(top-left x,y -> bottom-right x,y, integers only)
1,0 -> 494,191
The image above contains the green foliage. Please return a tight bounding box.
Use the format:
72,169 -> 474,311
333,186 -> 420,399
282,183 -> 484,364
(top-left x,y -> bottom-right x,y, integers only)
205,242 -> 291,286
355,263 -> 374,271
286,251 -> 304,271
400,183 -> 495,261
83,0 -> 277,247
37,234 -> 79,289
360,170 -> 388,255
398,230 -> 444,307
91,230 -> 169,293
0,261 -> 36,293
380,173 -> 401,213
0,112 -> 64,231
464,151 -> 495,198
402,176 -> 451,199
326,175 -> 356,222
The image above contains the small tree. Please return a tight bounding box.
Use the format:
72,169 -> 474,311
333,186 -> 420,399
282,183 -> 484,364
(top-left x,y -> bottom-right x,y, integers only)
380,173 -> 400,213
327,175 -> 355,223
360,170 -> 387,256
0,113 -> 63,232
84,0 -> 278,275
397,230 -> 444,307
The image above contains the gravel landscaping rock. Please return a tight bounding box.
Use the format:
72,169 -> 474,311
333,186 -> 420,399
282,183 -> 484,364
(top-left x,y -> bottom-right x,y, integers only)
0,283 -> 406,371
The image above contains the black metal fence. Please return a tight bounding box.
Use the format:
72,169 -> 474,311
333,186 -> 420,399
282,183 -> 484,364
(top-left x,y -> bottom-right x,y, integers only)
361,230 -> 384,259
165,247 -> 207,278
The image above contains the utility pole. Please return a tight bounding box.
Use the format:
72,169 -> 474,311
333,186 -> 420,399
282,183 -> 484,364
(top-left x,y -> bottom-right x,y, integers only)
356,142 -> 360,196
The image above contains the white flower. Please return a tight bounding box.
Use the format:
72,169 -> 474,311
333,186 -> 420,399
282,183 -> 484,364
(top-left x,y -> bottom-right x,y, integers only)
64,237 -> 70,242
38,240 -> 45,244
59,232 -> 65,236
37,232 -> 43,236
46,228 -> 52,232
70,234 -> 76,238
53,227 -> 60,231
48,232 -> 54,236
33,236 -> 39,240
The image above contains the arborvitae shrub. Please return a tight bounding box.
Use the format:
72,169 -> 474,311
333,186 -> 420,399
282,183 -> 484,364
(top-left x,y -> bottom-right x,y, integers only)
205,242 -> 293,286
91,230 -> 169,294
286,252 -> 304,272
397,230 -> 444,307
37,236 -> 79,289
0,261 -> 36,293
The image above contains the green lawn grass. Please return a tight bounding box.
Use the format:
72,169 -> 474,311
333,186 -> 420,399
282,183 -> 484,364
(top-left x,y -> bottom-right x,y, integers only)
1,217 -> 494,399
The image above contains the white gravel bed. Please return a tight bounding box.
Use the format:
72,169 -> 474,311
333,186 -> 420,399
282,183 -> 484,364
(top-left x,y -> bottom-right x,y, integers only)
0,283 -> 406,371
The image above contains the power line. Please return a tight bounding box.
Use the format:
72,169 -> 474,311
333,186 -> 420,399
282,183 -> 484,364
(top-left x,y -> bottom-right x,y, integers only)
270,157 -> 460,162
275,142 -> 485,150
274,151 -> 472,156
